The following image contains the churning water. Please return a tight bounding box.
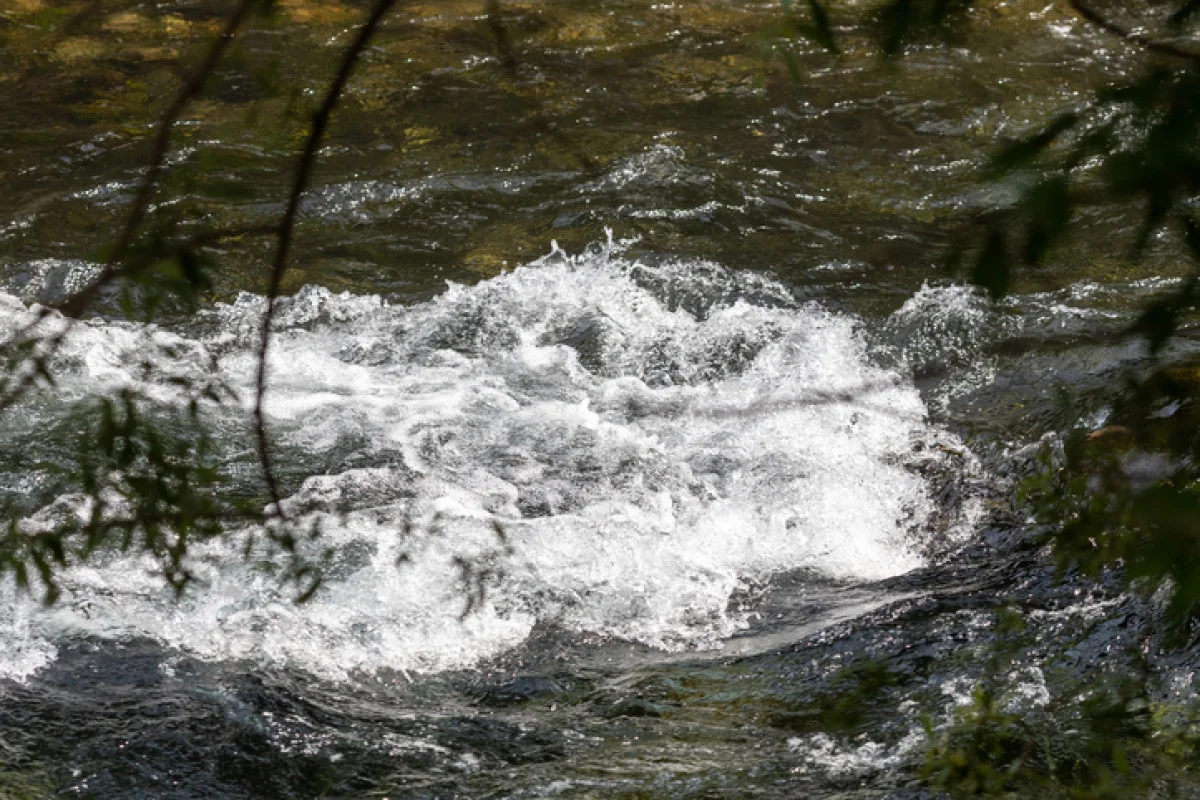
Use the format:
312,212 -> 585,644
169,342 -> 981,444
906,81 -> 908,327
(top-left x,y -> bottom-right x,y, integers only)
0,241 -> 980,683
5,2 -> 1200,795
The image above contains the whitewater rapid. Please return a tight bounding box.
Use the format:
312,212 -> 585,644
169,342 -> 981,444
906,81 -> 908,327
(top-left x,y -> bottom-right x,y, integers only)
0,243 -> 981,681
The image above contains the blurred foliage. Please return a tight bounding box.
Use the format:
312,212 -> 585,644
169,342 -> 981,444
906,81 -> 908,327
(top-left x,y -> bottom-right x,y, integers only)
0,0 -> 364,605
922,676 -> 1200,799
788,0 -> 1200,612
769,659 -> 901,734
913,605 -> 1200,798
0,766 -> 54,800
788,0 -> 1200,795
0,0 -> 1199,792
1021,371 -> 1200,632
0,385 -> 230,604
0,374 -> 327,604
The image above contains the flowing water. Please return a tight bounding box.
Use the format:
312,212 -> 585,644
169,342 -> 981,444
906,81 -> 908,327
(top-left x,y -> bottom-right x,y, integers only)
1,1 -> 1198,797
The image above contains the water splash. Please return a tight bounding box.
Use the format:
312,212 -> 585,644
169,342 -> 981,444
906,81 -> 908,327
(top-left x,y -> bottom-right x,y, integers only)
0,247 -> 977,680
878,282 -> 1000,410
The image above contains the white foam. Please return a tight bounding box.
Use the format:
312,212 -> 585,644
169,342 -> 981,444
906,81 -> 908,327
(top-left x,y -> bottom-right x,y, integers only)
0,583 -> 57,681
879,282 -> 999,409
0,245 -> 976,680
787,729 -> 925,778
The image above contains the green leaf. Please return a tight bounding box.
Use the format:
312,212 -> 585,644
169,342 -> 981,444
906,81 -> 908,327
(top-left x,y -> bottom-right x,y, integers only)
1182,215 -> 1200,263
176,248 -> 212,291
778,47 -> 805,84
1171,0 -> 1200,26
879,0 -> 913,57
1127,278 -> 1197,355
199,179 -> 257,201
1103,150 -> 1144,196
1021,175 -> 1072,264
1132,184 -> 1173,256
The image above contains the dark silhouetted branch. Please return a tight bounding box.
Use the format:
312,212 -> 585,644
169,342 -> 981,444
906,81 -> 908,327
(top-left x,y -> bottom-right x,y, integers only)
1069,0 -> 1200,63
252,0 -> 400,516
109,0 -> 260,268
49,0 -> 107,46
0,225 -> 280,414
0,0 -> 259,412
56,224 -> 282,318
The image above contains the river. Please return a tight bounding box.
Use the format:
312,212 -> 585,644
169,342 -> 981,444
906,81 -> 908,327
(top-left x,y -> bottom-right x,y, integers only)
0,1 -> 1196,797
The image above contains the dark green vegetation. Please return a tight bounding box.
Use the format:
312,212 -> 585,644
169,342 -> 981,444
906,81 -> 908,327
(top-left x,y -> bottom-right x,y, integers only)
3,0 -> 1200,797
792,0 -> 1200,795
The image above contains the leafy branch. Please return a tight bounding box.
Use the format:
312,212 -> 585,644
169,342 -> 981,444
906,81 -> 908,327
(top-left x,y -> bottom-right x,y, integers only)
0,0 -> 263,411
0,0 -> 401,600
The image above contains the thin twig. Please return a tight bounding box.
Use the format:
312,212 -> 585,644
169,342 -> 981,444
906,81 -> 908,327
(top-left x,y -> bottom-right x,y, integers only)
0,225 -> 277,414
486,0 -> 519,71
0,0 -> 259,411
252,0 -> 400,516
109,0 -> 260,268
1069,0 -> 1200,63
49,0 -> 107,46
57,224 -> 281,318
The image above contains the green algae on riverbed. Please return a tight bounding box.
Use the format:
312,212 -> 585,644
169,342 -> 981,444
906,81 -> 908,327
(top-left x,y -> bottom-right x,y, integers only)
1,0 -> 1189,307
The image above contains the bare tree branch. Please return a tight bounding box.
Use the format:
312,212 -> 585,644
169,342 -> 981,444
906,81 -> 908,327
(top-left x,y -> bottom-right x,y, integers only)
56,224 -> 282,318
49,0 -> 107,46
252,0 -> 400,516
109,0 -> 260,268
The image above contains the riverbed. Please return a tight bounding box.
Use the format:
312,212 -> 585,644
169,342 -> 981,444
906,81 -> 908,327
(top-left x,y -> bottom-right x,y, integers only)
1,1 -> 1197,797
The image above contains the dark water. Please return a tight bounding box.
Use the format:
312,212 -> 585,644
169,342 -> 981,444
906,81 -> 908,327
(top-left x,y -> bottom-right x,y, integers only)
1,1 -> 1199,797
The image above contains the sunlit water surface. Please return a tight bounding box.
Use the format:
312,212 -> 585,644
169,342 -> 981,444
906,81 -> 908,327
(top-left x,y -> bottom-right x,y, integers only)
1,1 -> 1198,797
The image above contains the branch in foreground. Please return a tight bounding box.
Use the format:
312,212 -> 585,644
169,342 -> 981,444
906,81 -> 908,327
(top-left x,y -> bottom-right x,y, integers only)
108,0 -> 260,269
0,0 -> 260,412
57,224 -> 282,318
0,225 -> 279,414
1069,0 -> 1200,63
252,0 -> 400,516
